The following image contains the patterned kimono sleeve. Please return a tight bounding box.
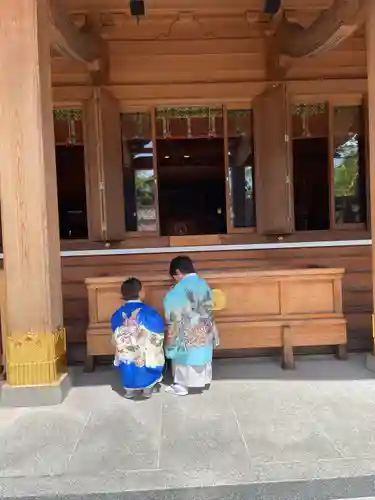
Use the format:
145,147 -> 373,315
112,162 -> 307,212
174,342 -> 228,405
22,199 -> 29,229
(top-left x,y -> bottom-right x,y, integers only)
110,309 -> 123,365
111,310 -> 122,342
111,309 -> 122,333
163,289 -> 179,359
142,307 -> 164,340
207,286 -> 220,348
137,306 -> 165,368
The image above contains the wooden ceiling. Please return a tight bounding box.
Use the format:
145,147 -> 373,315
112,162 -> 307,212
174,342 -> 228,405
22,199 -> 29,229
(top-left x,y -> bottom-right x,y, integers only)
50,0 -> 367,95
59,0 -> 333,16
52,0 -> 366,59
56,0 -> 335,41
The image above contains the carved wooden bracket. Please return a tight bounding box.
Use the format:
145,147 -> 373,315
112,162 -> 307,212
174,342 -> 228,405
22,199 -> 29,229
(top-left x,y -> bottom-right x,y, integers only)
276,0 -> 368,58
263,0 -> 367,80
265,35 -> 291,81
48,0 -> 108,84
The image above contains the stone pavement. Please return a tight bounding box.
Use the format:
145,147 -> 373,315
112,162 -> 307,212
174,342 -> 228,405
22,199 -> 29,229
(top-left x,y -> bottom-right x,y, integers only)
2,355 -> 375,499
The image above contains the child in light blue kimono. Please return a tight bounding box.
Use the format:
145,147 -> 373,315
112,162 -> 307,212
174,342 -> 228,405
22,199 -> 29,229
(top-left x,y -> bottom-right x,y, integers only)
163,256 -> 219,396
111,278 -> 165,399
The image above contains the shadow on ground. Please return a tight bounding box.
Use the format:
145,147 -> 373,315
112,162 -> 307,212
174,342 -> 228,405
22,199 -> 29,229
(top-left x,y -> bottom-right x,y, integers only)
70,353 -> 374,391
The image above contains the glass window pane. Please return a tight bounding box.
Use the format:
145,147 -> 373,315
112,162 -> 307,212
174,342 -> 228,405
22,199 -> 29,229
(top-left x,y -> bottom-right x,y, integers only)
333,105 -> 365,224
121,112 -> 157,232
227,109 -> 255,228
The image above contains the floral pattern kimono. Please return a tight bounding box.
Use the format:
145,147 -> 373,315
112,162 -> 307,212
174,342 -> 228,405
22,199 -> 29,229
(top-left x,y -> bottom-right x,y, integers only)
163,274 -> 219,368
111,300 -> 165,390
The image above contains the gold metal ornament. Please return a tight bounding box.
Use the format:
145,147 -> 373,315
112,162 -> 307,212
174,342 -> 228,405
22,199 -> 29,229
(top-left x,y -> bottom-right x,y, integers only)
212,289 -> 226,311
5,328 -> 67,386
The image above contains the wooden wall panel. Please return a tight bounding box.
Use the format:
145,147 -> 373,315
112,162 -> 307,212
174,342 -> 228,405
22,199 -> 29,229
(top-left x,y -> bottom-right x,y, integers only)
110,53 -> 265,86
61,245 -> 373,360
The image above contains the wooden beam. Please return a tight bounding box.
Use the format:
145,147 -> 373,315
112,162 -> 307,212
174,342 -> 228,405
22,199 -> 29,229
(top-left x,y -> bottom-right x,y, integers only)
264,32 -> 290,81
275,0 -> 368,59
48,0 -> 108,83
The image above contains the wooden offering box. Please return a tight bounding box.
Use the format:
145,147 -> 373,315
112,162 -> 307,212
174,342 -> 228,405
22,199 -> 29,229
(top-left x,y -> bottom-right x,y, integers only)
85,267 -> 347,370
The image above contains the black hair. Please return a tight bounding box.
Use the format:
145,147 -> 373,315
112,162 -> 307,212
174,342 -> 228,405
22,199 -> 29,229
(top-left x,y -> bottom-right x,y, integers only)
121,277 -> 142,301
169,256 -> 195,278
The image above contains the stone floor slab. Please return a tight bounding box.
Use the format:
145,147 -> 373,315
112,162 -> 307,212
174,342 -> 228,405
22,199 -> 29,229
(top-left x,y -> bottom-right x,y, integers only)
159,392 -> 250,474
0,471 -> 167,498
230,380 -> 343,464
311,393 -> 375,459
4,476 -> 375,500
165,466 -> 257,490
1,355 -> 375,497
66,395 -> 163,474
0,407 -> 89,477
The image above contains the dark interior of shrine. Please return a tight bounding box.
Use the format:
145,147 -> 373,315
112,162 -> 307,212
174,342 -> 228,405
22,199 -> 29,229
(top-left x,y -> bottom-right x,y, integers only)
55,145 -> 88,239
293,137 -> 330,231
157,138 -> 227,236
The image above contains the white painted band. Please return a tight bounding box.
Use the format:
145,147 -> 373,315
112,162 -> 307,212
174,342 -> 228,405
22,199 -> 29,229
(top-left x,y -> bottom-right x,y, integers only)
0,239 -> 369,259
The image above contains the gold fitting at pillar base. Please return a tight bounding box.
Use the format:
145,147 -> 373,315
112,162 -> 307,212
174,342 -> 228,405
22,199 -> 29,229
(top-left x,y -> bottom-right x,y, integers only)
5,328 -> 67,386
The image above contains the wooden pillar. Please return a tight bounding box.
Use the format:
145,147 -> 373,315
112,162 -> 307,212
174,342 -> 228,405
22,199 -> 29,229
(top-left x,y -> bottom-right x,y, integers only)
0,0 -> 66,389
366,0 -> 375,368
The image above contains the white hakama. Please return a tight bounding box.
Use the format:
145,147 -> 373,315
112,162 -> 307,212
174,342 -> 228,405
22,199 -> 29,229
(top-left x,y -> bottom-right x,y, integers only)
172,362 -> 212,388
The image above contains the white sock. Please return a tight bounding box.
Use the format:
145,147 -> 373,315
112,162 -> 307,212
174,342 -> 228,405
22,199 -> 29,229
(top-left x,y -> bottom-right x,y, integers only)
166,384 -> 188,396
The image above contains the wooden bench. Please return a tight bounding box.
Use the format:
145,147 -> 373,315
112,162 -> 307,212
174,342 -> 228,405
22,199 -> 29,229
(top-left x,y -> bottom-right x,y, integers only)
84,267 -> 347,371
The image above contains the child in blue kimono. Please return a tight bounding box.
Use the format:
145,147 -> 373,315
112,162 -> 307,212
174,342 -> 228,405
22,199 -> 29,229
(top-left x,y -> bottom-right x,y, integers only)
163,256 -> 220,396
111,278 -> 165,399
